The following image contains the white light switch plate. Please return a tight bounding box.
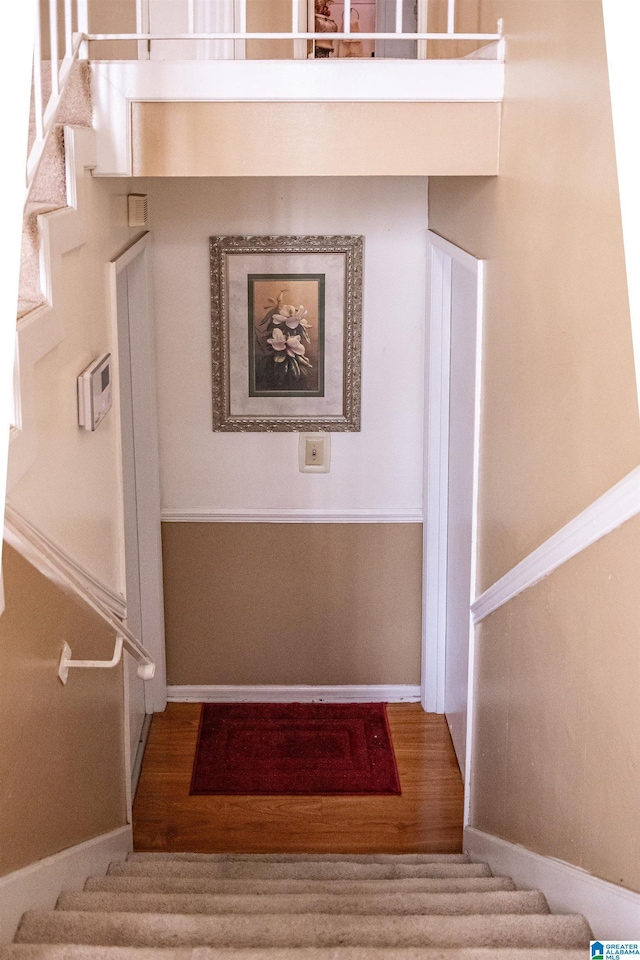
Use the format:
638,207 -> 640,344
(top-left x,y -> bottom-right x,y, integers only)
298,433 -> 331,473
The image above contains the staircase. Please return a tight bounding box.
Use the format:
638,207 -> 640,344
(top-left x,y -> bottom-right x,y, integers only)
19,60 -> 93,319
1,853 -> 592,957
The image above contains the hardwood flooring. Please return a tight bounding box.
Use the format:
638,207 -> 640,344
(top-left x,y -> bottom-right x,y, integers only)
132,702 -> 464,854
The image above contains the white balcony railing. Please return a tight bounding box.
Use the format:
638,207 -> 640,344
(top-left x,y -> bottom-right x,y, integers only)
28,0 -> 502,191
89,0 -> 501,60
28,0 -> 86,198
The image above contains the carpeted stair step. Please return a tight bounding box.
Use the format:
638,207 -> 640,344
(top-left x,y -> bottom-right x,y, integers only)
85,875 -> 517,896
15,911 -> 592,950
19,61 -> 93,320
57,889 -> 549,917
107,861 -> 492,881
126,854 -> 471,864
28,62 -> 93,206
0,946 -> 593,960
18,203 -> 61,313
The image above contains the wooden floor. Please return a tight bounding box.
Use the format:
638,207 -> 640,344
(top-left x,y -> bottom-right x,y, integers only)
132,702 -> 464,854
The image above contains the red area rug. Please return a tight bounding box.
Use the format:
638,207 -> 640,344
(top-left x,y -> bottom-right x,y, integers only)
190,702 -> 401,796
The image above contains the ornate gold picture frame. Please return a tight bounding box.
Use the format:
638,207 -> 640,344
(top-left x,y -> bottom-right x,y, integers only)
210,235 -> 363,432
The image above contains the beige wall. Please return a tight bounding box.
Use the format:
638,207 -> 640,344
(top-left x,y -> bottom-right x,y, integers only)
429,0 -> 640,890
0,544 -> 127,879
247,0 -> 296,59
88,0 -> 138,60
429,1 -> 640,591
132,102 -> 500,177
162,523 -> 422,685
473,513 -> 640,892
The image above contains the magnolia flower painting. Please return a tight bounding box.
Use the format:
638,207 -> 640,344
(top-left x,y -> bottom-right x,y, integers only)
249,276 -> 325,396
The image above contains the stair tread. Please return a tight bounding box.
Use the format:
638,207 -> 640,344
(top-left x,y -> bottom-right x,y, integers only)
127,854 -> 471,864
17,298 -> 48,320
15,910 -> 592,950
57,889 -> 549,917
0,947 -> 593,960
0,946 -> 593,960
108,862 -> 492,881
86,876 -> 517,896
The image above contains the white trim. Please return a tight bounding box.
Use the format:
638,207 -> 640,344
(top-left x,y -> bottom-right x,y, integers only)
464,827 -> 640,940
161,508 -> 422,524
427,230 -> 482,269
422,242 -> 451,713
111,233 -> 168,713
602,2 -> 640,422
4,502 -> 126,619
112,231 -> 150,273
131,713 -> 153,797
471,464 -> 640,624
0,826 -> 132,945
90,60 -> 504,176
423,231 -> 484,727
463,255 -> 484,825
167,685 -> 421,703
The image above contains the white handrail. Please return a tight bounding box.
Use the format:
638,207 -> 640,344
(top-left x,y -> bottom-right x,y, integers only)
87,31 -> 500,41
4,504 -> 156,682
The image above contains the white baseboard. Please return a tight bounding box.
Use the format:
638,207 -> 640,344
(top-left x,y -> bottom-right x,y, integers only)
465,827 -> 640,939
0,825 -> 132,944
167,684 -> 422,703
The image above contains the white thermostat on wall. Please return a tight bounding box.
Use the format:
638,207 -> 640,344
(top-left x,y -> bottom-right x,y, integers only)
77,353 -> 112,431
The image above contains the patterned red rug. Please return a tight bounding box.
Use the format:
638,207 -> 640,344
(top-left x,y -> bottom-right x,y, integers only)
190,702 -> 401,796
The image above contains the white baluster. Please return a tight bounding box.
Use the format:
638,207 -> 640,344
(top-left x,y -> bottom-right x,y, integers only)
395,0 -> 403,34
76,0 -> 89,58
239,0 -> 247,35
344,0 -> 351,33
417,0 -> 428,58
33,4 -> 44,140
447,0 -> 455,34
49,0 -> 59,95
64,0 -> 73,60
187,0 -> 195,34
292,0 -> 299,34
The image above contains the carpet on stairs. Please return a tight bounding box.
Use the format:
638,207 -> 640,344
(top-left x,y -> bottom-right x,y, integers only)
2,852 -> 592,959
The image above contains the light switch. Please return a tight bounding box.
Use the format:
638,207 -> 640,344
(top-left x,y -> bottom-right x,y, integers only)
305,438 -> 324,466
299,434 -> 330,473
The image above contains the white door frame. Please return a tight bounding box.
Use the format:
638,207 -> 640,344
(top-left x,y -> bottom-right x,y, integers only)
110,232 -> 167,718
422,230 -> 484,823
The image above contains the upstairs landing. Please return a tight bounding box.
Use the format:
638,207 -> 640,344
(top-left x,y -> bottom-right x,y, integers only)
91,59 -> 503,176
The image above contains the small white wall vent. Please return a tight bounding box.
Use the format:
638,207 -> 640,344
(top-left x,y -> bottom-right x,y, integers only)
128,194 -> 148,228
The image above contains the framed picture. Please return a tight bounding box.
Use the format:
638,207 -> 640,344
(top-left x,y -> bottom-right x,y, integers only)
210,235 -> 363,432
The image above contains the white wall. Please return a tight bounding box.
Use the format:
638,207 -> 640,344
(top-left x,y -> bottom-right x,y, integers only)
138,177 -> 428,515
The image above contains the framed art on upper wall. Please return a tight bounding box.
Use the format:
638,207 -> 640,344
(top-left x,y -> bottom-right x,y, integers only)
210,235 -> 363,432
